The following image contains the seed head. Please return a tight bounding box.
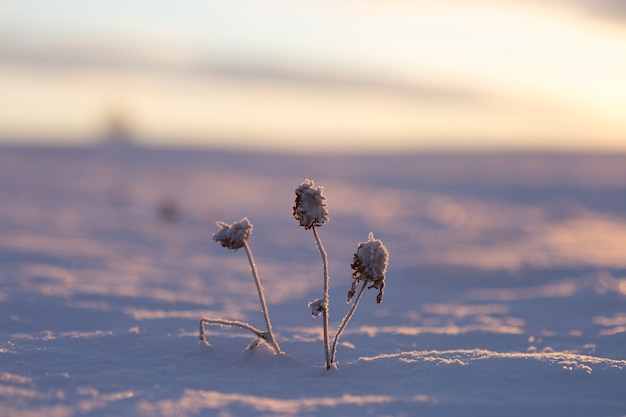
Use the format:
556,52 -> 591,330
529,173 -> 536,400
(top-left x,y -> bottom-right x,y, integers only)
212,217 -> 253,250
350,233 -> 389,303
293,179 -> 329,230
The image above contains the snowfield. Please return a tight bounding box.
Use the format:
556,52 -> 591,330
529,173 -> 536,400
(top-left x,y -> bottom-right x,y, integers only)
1,147 -> 625,416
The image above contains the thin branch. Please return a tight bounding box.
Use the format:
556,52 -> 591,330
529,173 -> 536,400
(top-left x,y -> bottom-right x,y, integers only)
199,317 -> 266,344
243,240 -> 282,354
312,226 -> 331,369
330,281 -> 367,366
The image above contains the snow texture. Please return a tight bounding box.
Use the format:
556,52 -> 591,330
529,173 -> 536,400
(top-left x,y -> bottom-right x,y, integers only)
1,147 -> 626,417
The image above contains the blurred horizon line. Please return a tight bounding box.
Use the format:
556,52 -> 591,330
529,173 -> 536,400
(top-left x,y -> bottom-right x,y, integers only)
2,133 -> 626,157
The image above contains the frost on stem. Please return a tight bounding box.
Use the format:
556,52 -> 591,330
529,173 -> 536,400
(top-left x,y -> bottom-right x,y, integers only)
293,179 -> 329,230
349,232 -> 389,304
294,179 -> 331,369
199,318 -> 265,345
330,233 -> 390,366
203,217 -> 282,355
213,217 -> 252,250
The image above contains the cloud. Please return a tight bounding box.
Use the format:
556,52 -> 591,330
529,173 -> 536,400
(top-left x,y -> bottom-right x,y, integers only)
519,0 -> 626,22
190,61 -> 478,103
0,37 -> 183,72
565,0 -> 626,20
0,37 -> 478,105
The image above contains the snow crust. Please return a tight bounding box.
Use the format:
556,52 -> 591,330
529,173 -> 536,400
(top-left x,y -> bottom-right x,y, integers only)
0,148 -> 625,416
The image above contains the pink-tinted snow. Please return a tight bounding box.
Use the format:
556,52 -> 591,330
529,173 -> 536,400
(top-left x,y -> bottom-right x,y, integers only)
0,147 -> 625,416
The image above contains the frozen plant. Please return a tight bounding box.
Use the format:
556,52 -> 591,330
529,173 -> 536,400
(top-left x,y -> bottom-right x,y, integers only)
294,179 -> 329,230
199,217 -> 282,355
198,182 -> 390,368
330,232 -> 389,367
294,179 -> 332,369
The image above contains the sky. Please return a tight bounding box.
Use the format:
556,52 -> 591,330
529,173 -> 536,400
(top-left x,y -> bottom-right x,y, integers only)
0,0 -> 625,153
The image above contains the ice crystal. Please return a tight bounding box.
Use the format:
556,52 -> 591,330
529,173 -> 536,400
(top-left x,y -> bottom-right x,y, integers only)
212,217 -> 253,250
308,297 -> 326,318
350,232 -> 389,303
293,179 -> 329,230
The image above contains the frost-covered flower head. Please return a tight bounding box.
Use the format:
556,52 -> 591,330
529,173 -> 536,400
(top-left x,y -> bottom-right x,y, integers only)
349,233 -> 389,303
293,179 -> 329,230
212,217 -> 253,250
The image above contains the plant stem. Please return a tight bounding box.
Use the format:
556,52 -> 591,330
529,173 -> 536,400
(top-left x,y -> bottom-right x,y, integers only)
243,240 -> 282,354
312,226 -> 331,369
199,317 -> 266,343
330,281 -> 367,366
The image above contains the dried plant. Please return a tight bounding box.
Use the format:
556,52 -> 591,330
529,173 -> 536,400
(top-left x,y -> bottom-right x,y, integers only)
294,179 -> 332,369
330,233 -> 389,367
199,217 -> 282,355
198,182 -> 390,370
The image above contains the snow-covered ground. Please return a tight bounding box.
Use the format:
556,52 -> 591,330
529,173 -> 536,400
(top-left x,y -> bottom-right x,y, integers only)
1,147 -> 625,416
